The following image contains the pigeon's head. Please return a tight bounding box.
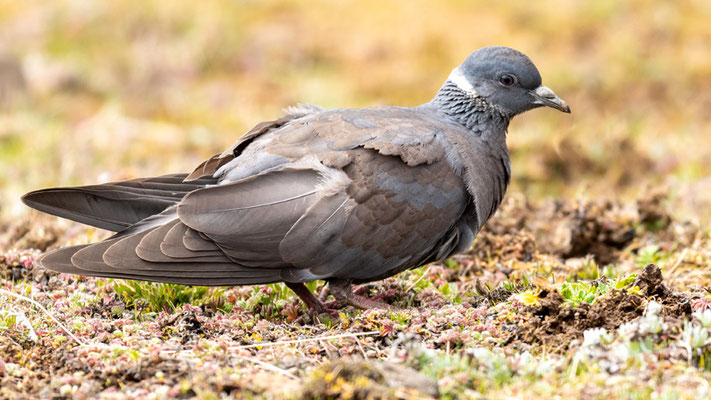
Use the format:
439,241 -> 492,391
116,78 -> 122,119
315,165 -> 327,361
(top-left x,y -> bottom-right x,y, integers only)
448,46 -> 570,117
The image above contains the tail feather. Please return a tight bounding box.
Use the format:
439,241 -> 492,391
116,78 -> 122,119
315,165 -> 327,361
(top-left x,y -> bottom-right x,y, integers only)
35,245 -> 91,275
137,220 -> 227,262
22,174 -> 216,232
161,222 -> 222,258
27,173 -> 291,287
34,228 -> 283,286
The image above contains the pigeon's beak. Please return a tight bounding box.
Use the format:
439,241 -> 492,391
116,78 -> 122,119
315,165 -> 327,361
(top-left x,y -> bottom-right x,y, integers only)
531,85 -> 571,113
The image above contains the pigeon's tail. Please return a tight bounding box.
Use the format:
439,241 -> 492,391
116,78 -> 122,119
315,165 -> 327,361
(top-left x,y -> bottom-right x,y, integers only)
36,223 -> 284,286
22,173 -> 217,232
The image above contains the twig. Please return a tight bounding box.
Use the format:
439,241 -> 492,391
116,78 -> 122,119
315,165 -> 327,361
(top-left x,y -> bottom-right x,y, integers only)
154,349 -> 300,379
235,354 -> 300,380
666,248 -> 689,286
7,310 -> 38,342
228,331 -> 379,350
0,288 -> 85,346
354,335 -> 368,359
405,266 -> 430,293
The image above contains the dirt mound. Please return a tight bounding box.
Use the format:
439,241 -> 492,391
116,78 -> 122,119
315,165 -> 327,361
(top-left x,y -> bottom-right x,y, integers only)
516,265 -> 691,350
633,264 -> 692,317
517,288 -> 643,350
470,192 -> 680,266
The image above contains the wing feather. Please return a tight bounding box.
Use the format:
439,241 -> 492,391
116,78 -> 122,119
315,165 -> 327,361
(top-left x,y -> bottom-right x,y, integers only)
22,174 -> 214,231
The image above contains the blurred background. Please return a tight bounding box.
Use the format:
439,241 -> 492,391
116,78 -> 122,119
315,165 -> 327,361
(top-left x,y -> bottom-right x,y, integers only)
1,0 -> 710,225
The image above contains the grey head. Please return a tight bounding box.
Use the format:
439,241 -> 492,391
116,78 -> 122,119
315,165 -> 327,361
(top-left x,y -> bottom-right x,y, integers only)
435,46 -> 570,120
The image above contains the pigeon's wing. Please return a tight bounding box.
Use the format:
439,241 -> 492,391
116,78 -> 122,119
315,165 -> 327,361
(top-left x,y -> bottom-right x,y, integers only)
181,108 -> 469,281
433,126 -> 511,232
177,166 -> 328,268
178,145 -> 467,283
261,107 -> 447,168
185,104 -> 324,181
22,174 -> 216,231
277,148 -> 468,283
176,108 -> 466,280
34,219 -> 287,286
34,165 -> 330,285
35,236 -> 281,286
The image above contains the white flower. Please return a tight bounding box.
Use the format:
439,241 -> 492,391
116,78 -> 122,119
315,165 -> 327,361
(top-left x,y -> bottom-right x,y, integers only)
645,301 -> 663,317
693,309 -> 711,328
617,321 -> 638,339
582,327 -> 611,347
680,321 -> 710,349
610,342 -> 631,363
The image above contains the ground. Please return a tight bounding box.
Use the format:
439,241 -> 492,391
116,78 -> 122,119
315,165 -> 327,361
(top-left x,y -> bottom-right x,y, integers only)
2,1 -> 711,399
3,194 -> 711,399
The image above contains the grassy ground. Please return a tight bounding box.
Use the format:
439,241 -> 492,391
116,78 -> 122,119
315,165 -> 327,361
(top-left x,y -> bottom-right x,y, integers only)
2,1 -> 711,398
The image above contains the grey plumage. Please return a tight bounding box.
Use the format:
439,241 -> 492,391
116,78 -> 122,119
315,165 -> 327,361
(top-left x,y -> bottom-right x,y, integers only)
22,46 -> 570,311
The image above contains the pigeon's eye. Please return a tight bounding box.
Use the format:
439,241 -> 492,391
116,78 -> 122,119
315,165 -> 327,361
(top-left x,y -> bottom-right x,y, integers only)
498,74 -> 516,87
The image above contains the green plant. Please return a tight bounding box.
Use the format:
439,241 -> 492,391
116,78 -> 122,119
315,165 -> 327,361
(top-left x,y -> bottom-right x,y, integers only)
0,309 -> 38,341
112,280 -> 230,315
398,266 -> 462,305
240,283 -> 297,319
559,281 -> 600,307
573,257 -> 601,281
559,273 -> 639,307
410,348 -> 520,398
499,274 -> 534,294
611,274 -> 639,291
444,259 -> 460,269
0,309 -> 18,330
635,245 -> 663,268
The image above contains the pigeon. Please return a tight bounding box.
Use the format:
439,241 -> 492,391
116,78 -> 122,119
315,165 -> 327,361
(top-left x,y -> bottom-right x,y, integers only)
22,46 -> 569,312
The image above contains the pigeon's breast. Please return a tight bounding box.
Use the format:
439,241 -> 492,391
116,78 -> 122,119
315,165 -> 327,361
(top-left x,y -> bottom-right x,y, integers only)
435,123 -> 511,234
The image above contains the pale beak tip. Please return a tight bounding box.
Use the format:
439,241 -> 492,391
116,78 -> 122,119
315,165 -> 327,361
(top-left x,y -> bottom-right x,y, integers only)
532,85 -> 570,114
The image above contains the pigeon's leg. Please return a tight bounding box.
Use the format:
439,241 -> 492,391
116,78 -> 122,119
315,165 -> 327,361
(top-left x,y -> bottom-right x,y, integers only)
317,284 -> 330,302
285,282 -> 328,314
328,279 -> 396,310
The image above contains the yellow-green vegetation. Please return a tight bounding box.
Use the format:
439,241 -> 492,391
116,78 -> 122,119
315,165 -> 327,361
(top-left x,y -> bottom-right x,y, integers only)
112,280 -> 231,315
2,1 -> 711,399
516,273 -> 640,307
559,274 -> 640,307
